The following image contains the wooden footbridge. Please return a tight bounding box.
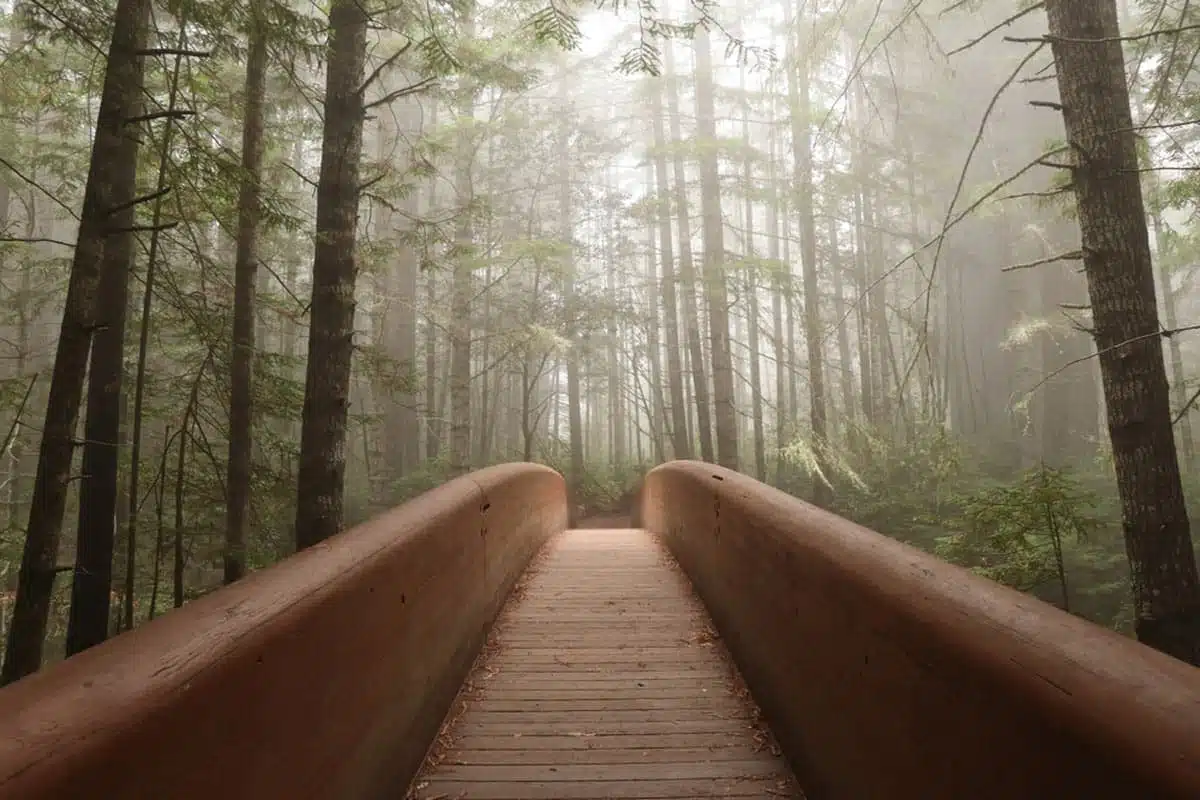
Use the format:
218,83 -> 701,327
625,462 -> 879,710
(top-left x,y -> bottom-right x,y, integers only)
0,462 -> 1197,799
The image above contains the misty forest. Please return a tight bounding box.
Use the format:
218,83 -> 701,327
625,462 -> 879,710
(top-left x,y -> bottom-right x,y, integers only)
0,0 -> 1199,687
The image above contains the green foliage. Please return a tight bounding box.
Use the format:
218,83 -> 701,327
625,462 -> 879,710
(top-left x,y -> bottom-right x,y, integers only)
810,420 -> 1136,633
528,3 -> 583,52
779,436 -> 867,495
823,421 -> 969,548
935,466 -> 1098,599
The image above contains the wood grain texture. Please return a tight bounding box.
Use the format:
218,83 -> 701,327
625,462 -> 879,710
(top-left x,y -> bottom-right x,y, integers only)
642,460 -> 1200,800
0,464 -> 567,800
409,529 -> 802,800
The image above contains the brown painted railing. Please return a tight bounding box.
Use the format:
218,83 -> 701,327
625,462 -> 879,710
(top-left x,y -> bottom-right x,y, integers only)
2,459 -> 1198,799
0,463 -> 566,800
640,460 -> 1200,799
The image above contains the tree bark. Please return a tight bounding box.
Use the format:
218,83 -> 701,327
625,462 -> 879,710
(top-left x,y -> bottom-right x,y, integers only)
664,36 -> 713,463
787,0 -> 829,502
447,10 -> 477,476
650,76 -> 691,460
693,26 -> 738,470
558,73 -> 584,511
225,8 -> 267,581
65,42 -> 144,653
2,0 -> 149,683
423,103 -> 440,461
1046,0 -> 1200,663
643,160 -> 669,462
740,61 -> 766,480
295,0 -> 368,550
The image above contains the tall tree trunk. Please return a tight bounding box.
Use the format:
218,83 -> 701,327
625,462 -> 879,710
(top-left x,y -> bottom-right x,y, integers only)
558,74 -> 584,511
693,27 -> 738,470
423,101 -> 440,462
740,63 -> 766,480
294,0 -> 368,550
447,11 -> 477,475
787,0 -> 829,502
1046,0 -> 1200,664
643,162 -> 668,462
66,89 -> 141,651
664,37 -> 713,462
225,9 -> 267,582
650,77 -> 691,460
2,0 -> 149,683
122,12 -> 190,631
766,94 -> 789,482
395,178 -> 420,472
1,5 -> 34,535
373,76 -> 421,479
853,180 -> 876,427
829,217 -> 856,430
604,170 -> 626,466
863,187 -> 892,425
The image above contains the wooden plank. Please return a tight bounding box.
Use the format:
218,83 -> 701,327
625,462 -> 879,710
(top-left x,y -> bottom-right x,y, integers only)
429,760 -> 788,781
407,529 -> 802,799
456,708 -> 753,724
455,720 -> 754,735
478,690 -> 729,702
411,778 -> 793,799
472,697 -> 736,712
449,732 -> 756,751
443,747 -> 776,765
478,673 -> 733,688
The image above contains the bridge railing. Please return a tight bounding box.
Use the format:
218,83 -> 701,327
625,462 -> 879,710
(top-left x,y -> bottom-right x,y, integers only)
640,460 -> 1200,799
0,463 -> 566,799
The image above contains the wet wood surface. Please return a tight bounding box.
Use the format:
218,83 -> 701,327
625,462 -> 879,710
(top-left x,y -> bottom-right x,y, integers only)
409,528 -> 802,799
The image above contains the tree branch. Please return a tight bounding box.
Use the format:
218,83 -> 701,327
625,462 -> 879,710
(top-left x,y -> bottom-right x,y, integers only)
362,76 -> 438,110
357,40 -> 413,96
1006,23 -> 1200,46
949,2 -> 1044,56
1025,324 -> 1200,397
1001,250 -> 1083,273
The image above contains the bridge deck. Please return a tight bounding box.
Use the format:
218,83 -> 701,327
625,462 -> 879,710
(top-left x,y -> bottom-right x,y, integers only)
409,528 -> 802,799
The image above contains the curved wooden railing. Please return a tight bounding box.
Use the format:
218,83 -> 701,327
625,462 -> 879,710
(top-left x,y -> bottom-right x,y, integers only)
639,460 -> 1200,799
0,460 -> 1197,799
0,463 -> 567,799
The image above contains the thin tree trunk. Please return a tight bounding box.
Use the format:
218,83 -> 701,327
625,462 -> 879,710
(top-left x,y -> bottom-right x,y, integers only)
148,426 -> 172,621
174,407 -> 189,609
447,12 -> 477,475
693,26 -> 738,470
123,17 -> 190,628
740,66 -> 766,479
424,102 -> 440,462
767,95 -> 788,481
559,74 -> 584,510
829,217 -> 856,430
651,77 -> 690,460
643,174 -> 668,463
787,0 -> 828,501
664,36 -> 713,462
225,9 -> 266,582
